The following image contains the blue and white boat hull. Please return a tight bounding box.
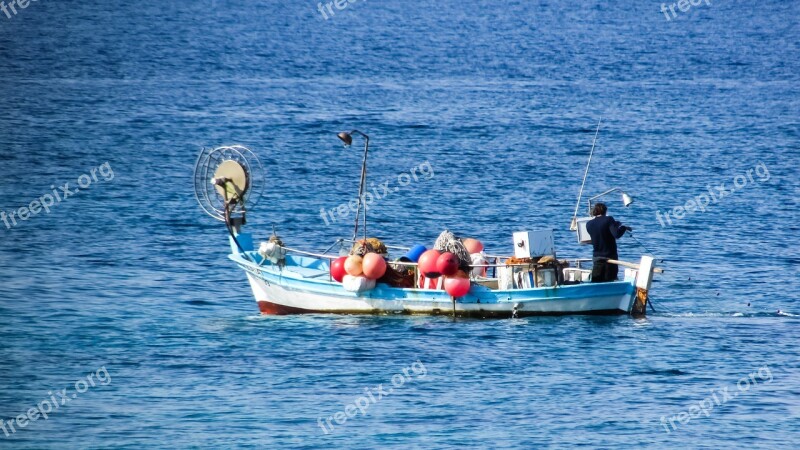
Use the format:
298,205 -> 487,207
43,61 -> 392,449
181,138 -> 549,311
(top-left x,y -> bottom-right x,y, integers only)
232,252 -> 652,318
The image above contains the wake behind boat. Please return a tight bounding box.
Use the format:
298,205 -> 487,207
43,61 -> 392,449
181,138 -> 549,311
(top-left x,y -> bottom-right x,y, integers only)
194,137 -> 661,319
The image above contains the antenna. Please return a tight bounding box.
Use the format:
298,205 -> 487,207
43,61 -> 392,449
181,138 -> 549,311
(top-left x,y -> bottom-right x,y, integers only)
570,118 -> 601,230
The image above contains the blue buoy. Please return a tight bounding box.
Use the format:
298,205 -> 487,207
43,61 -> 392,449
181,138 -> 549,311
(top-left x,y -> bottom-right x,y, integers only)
405,244 -> 427,263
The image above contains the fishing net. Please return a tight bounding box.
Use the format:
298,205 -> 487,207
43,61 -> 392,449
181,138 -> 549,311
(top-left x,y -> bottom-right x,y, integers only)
379,264 -> 415,288
433,230 -> 472,271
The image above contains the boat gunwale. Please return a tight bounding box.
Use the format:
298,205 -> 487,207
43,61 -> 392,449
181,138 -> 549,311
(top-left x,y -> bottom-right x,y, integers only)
229,252 -> 637,299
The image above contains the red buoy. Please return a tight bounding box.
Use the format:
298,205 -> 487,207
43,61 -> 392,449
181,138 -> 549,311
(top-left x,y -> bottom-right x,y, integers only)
436,252 -> 459,277
418,249 -> 442,278
444,277 -> 471,297
330,256 -> 347,282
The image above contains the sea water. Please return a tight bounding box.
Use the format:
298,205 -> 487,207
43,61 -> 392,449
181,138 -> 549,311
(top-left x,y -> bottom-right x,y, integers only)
0,0 -> 798,448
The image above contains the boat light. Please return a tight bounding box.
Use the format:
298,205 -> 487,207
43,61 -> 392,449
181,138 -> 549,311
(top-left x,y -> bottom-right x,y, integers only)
336,129 -> 370,240
337,132 -> 353,146
622,192 -> 634,207
587,187 -> 634,215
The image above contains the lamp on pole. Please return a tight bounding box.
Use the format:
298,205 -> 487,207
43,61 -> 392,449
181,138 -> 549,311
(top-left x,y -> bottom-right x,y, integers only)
587,188 -> 634,215
337,130 -> 370,241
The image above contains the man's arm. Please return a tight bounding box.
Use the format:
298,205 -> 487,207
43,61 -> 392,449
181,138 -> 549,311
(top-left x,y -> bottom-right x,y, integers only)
609,217 -> 629,239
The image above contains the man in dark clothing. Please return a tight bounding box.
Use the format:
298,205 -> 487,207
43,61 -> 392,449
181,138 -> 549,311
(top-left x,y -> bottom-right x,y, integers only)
585,203 -> 631,282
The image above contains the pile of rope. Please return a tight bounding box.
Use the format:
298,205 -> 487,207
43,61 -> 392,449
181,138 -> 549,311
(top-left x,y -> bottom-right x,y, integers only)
433,230 -> 472,271
350,238 -> 388,257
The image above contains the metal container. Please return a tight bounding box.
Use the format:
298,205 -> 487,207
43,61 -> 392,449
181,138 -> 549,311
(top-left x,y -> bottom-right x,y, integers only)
535,268 -> 556,287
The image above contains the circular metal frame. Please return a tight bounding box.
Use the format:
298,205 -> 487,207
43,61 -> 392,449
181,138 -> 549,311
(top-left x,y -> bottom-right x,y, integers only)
193,145 -> 265,221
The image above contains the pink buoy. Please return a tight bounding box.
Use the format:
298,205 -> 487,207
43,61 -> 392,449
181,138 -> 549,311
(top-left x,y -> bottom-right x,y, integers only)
331,256 -> 347,282
436,252 -> 459,277
362,253 -> 387,280
462,238 -> 484,254
344,255 -> 363,276
444,277 -> 471,298
418,249 -> 442,278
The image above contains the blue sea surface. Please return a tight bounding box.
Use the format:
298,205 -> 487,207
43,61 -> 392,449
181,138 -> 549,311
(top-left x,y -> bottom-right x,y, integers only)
1,0 -> 798,448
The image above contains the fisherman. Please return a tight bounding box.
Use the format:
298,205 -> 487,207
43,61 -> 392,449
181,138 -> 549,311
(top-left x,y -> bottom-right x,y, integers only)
586,203 -> 631,282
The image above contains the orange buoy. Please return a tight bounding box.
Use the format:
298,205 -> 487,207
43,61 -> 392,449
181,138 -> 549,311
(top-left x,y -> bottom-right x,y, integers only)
462,238 -> 484,254
344,255 -> 364,276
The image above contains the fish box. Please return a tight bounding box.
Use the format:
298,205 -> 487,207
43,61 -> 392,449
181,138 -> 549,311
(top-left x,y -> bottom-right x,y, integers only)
564,268 -> 592,282
512,230 -> 555,258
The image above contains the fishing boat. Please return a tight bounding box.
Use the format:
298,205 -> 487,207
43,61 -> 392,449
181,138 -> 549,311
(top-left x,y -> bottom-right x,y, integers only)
194,136 -> 660,319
